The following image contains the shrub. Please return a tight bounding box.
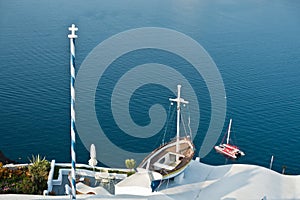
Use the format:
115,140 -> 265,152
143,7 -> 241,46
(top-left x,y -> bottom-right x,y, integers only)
27,155 -> 50,194
0,155 -> 50,194
125,159 -> 136,171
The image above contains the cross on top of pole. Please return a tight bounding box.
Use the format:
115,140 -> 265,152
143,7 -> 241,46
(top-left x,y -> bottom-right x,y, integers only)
68,24 -> 78,39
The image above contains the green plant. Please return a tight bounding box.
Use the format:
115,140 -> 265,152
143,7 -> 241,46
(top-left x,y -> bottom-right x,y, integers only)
0,156 -> 50,195
15,176 -> 34,194
0,165 -> 28,194
27,155 -> 50,194
125,159 -> 136,171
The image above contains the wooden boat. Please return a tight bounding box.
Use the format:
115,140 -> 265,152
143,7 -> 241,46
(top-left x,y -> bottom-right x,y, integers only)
138,85 -> 194,180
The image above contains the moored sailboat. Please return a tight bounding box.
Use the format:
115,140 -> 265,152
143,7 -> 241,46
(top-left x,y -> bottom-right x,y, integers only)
138,85 -> 195,180
214,119 -> 245,159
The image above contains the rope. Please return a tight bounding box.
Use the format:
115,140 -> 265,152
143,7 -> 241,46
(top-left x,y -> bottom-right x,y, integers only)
180,104 -> 192,138
232,126 -> 239,146
162,103 -> 172,144
181,111 -> 188,137
162,103 -> 176,144
187,105 -> 193,138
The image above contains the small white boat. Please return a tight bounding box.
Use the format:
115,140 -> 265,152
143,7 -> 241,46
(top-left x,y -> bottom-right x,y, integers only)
214,119 -> 245,159
138,85 -> 195,180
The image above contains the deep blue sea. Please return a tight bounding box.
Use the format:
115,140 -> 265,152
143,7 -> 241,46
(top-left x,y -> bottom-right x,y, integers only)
1,0 -> 300,174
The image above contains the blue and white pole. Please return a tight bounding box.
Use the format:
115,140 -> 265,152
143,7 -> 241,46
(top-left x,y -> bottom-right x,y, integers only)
68,24 -> 78,200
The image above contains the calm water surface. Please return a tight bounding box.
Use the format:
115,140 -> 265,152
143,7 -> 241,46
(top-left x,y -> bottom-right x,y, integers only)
0,0 -> 300,174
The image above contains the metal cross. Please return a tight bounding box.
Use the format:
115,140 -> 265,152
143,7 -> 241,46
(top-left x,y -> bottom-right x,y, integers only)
68,24 -> 78,39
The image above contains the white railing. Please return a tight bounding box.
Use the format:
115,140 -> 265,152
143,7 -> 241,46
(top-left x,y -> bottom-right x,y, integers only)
3,163 -> 31,168
55,163 -> 131,172
43,161 -> 130,195
44,160 -> 56,195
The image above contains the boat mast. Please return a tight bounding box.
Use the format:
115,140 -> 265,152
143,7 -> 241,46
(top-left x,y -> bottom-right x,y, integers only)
169,85 -> 189,154
226,118 -> 232,144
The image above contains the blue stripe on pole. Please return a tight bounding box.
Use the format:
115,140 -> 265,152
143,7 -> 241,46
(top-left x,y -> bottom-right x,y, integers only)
72,120 -> 75,129
71,55 -> 75,67
72,140 -> 75,152
72,179 -> 76,187
71,77 -> 75,87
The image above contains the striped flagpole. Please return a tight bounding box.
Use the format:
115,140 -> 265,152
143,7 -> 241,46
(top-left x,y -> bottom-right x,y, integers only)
68,24 -> 78,200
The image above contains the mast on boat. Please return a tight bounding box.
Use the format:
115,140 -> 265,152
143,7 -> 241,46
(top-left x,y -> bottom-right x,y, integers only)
226,118 -> 232,144
169,85 -> 189,155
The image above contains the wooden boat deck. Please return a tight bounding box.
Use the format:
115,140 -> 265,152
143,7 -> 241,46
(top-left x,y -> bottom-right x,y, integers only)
139,139 -> 194,176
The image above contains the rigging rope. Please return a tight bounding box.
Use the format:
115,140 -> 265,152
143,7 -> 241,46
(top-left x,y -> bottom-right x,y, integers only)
232,126 -> 238,146
187,104 -> 193,139
162,103 -> 174,144
220,125 -> 228,144
181,112 -> 188,137
180,104 -> 193,138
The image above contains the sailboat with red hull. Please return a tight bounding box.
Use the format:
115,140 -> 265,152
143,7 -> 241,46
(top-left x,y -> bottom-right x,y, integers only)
214,119 -> 245,159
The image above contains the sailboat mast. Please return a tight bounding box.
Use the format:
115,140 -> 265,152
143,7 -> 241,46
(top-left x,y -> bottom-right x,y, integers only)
169,85 -> 189,154
175,85 -> 181,154
226,118 -> 232,144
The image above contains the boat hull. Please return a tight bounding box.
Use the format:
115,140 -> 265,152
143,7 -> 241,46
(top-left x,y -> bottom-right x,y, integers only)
139,137 -> 194,180
161,159 -> 191,179
214,144 -> 245,160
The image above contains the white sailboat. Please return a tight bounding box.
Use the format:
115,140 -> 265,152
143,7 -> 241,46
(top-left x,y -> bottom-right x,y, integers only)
214,119 -> 245,159
138,85 -> 195,180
